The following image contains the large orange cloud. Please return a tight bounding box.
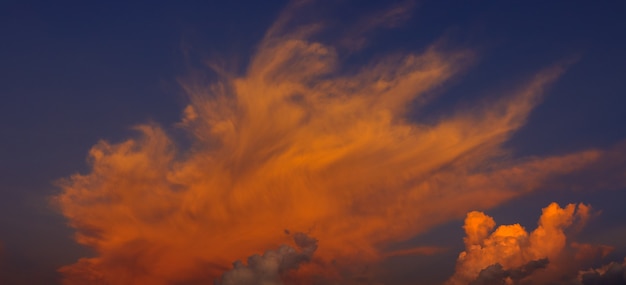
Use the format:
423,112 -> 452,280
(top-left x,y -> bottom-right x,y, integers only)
54,2 -> 617,284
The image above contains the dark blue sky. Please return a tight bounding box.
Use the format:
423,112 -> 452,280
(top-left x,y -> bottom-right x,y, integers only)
1,1 -> 625,284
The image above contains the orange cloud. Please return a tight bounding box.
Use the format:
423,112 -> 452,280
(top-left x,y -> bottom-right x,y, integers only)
571,242 -> 614,262
447,203 -> 615,285
385,246 -> 447,258
54,2 -> 618,285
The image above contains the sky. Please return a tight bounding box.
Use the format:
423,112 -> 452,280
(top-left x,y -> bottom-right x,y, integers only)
1,0 -> 626,284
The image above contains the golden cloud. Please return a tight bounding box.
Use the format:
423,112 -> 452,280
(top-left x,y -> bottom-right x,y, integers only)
448,203 -> 620,285
54,2 -> 618,284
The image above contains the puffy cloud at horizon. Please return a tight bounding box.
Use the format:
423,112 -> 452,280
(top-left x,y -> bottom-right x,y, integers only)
448,203 -> 623,285
53,1 -> 626,284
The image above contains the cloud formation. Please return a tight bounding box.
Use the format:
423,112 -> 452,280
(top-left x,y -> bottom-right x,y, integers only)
469,258 -> 549,285
54,2 -> 622,284
216,233 -> 317,285
448,203 -> 620,285
574,258 -> 626,285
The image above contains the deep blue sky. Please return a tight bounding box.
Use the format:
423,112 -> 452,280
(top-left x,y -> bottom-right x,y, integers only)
1,1 -> 625,284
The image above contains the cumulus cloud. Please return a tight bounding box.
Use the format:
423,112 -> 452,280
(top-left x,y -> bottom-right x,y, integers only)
448,203 -> 622,285
53,1 -> 623,284
216,233 -> 317,285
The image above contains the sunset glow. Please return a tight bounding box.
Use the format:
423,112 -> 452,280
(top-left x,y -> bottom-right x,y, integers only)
2,1 -> 625,284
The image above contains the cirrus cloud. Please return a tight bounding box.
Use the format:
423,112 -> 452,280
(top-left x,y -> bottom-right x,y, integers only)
54,1 -> 624,284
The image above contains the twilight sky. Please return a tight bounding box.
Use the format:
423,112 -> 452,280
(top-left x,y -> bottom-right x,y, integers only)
1,1 -> 626,284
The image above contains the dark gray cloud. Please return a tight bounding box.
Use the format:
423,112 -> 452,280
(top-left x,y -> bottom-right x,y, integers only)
468,256 -> 626,285
469,258 -> 549,285
216,233 -> 317,285
576,259 -> 626,285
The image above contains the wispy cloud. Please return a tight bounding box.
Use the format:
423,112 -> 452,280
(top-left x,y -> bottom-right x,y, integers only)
53,1 -> 624,284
